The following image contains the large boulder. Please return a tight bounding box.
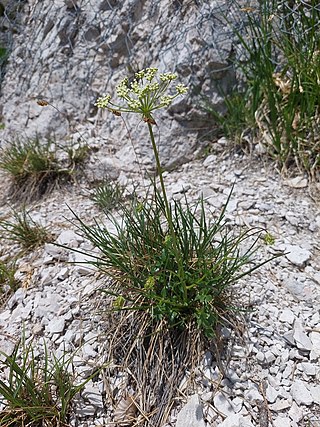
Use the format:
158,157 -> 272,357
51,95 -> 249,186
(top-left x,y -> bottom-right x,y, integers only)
0,0 -> 242,168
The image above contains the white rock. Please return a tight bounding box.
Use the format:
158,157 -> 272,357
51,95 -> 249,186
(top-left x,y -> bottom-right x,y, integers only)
273,416 -> 291,427
285,245 -> 311,267
285,176 -> 308,188
232,345 -> 246,358
213,392 -> 235,417
288,401 -> 303,422
44,243 -> 68,261
269,399 -> 291,411
232,397 -> 243,413
203,154 -> 216,167
47,318 -> 66,334
7,288 -> 27,309
310,385 -> 320,405
291,380 -> 313,406
81,280 -> 97,297
298,362 -> 317,376
0,339 -> 16,360
310,332 -> 320,360
176,394 -> 206,427
202,351 -> 213,368
57,229 -> 83,246
57,267 -> 69,280
82,343 -> 98,359
73,251 -> 96,276
219,414 -> 254,427
219,414 -> 242,427
201,392 -> 213,402
244,387 -> 263,403
75,400 -> 96,416
82,383 -> 104,408
240,416 -> 255,427
279,308 -> 295,324
256,351 -> 265,363
170,181 -> 191,194
0,309 -> 11,322
293,321 -> 312,351
265,350 -> 276,364
281,349 -> 290,363
266,384 -> 278,403
202,367 -> 219,386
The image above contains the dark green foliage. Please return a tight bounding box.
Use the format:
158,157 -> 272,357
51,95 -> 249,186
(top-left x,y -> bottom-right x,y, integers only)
71,187 -> 271,338
0,208 -> 51,251
210,0 -> 320,174
0,138 -> 89,201
90,180 -> 126,211
0,340 -> 99,426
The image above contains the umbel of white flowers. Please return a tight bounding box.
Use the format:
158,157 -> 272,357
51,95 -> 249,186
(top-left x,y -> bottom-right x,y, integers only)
95,67 -> 188,123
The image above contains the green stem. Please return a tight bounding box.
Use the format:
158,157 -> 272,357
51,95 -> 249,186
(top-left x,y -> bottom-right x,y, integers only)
147,122 -> 187,301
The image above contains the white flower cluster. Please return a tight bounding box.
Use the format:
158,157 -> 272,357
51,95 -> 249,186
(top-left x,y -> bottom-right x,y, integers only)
175,83 -> 188,95
160,95 -> 174,107
95,94 -> 111,108
135,67 -> 158,82
95,68 -> 188,120
159,72 -> 177,82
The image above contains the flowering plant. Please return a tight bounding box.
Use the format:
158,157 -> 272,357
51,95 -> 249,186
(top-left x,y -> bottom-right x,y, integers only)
77,68 -> 273,338
95,67 -> 189,309
95,67 -> 188,124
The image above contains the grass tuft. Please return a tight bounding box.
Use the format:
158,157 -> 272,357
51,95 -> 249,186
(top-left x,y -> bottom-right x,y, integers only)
70,185 -> 272,338
0,259 -> 18,304
0,138 -> 90,202
0,339 -> 100,427
90,179 -> 126,211
0,208 -> 52,251
209,0 -> 320,175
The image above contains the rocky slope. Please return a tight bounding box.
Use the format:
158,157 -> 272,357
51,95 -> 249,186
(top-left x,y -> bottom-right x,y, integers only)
0,138 -> 319,427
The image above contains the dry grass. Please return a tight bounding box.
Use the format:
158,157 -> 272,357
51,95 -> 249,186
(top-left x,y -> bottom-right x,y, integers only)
100,305 -> 242,427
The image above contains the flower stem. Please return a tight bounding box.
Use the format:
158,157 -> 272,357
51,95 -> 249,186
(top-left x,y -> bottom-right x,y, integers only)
147,122 -> 187,300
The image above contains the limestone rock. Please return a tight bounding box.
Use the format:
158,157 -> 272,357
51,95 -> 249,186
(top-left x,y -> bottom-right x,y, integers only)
285,245 -> 311,268
291,380 -> 313,406
293,321 -> 312,351
213,392 -> 235,417
176,394 -> 206,427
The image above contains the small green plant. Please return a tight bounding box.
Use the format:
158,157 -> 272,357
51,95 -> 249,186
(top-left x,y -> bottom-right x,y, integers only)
0,260 -> 18,295
0,339 -> 98,426
0,138 -> 89,201
64,141 -> 90,169
0,208 -> 51,251
90,180 -> 126,211
0,138 -> 56,177
263,231 -> 275,245
65,68 -> 273,338
72,187 -> 270,337
226,0 -> 320,174
203,90 -> 256,145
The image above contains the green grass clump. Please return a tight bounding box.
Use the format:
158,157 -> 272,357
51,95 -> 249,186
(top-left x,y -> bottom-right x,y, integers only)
0,260 -> 18,297
72,186 -> 268,338
0,208 -> 51,251
0,138 -> 59,179
212,0 -> 320,174
65,68 -> 276,339
0,138 -> 89,201
0,340 -> 97,427
90,180 -> 126,211
203,91 -> 255,146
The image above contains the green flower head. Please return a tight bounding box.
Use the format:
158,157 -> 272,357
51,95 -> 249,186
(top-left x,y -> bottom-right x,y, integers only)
95,68 -> 188,123
144,276 -> 155,290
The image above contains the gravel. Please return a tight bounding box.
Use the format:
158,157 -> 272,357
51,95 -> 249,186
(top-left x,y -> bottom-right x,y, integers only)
0,142 -> 319,426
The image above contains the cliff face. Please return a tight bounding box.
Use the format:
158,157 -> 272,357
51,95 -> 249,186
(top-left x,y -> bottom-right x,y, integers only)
0,0 -> 240,168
